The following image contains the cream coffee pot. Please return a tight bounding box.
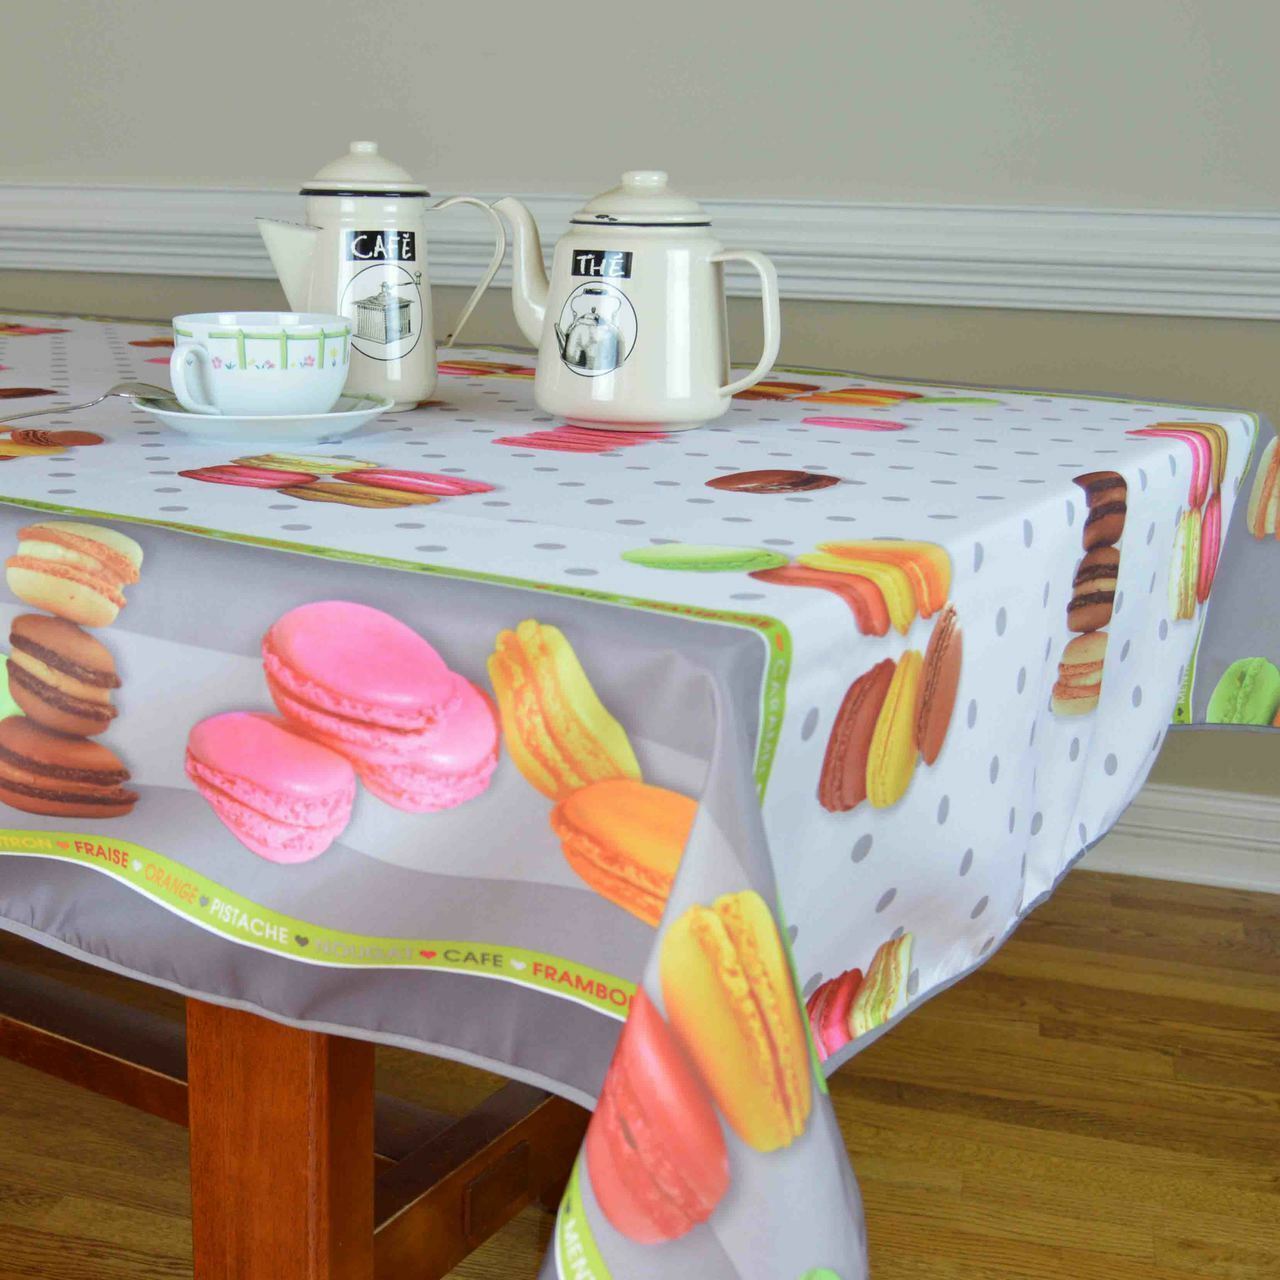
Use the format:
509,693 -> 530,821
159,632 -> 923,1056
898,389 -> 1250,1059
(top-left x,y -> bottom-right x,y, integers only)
257,141 -> 504,410
495,171 -> 781,430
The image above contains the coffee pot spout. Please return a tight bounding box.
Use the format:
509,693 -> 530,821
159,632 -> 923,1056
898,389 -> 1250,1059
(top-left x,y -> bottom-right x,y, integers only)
493,197 -> 548,347
255,218 -> 321,313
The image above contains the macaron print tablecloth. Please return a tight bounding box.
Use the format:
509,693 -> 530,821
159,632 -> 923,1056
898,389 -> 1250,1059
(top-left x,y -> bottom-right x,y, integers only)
0,314 -> 1277,1280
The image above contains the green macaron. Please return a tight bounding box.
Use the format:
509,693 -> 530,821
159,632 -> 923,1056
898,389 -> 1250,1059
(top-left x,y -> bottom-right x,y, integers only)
797,1271 -> 843,1280
622,543 -> 789,573
1206,657 -> 1280,725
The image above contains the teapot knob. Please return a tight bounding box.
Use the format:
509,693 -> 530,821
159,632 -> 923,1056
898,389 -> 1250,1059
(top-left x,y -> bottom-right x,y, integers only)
621,170 -> 669,191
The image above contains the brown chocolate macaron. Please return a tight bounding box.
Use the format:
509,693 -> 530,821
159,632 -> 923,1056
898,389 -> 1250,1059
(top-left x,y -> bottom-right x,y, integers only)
1076,470 -> 1128,550
9,428 -> 105,447
278,481 -> 439,509
706,469 -> 841,494
819,658 -> 896,812
0,715 -> 136,817
7,614 -> 120,736
915,604 -> 962,765
1067,546 -> 1120,633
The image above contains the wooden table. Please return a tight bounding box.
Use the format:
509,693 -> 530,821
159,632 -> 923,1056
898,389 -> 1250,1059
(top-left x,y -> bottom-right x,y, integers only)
0,947 -> 589,1278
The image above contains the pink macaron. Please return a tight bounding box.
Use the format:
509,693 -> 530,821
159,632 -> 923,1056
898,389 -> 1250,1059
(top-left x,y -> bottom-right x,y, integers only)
264,601 -> 497,811
1198,491 -> 1222,602
332,468 -> 495,497
355,681 -> 499,811
180,465 -> 317,489
1129,427 -> 1213,509
805,967 -> 863,1061
185,711 -> 356,863
801,416 -> 907,432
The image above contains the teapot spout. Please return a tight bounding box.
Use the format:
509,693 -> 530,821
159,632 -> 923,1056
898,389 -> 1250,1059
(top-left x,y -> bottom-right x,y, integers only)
493,197 -> 548,347
256,218 -> 321,313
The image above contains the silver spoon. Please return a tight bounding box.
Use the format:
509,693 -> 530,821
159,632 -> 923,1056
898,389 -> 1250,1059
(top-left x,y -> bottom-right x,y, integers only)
0,381 -> 172,429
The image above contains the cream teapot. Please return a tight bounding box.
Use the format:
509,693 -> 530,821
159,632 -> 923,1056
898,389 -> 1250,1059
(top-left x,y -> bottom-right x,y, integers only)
494,171 -> 781,431
257,141 -> 505,410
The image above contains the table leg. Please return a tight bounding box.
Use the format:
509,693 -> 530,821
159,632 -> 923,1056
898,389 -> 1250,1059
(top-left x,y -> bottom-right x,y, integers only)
187,999 -> 375,1280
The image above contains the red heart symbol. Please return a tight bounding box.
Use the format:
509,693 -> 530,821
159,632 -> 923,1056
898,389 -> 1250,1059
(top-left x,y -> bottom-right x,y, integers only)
420,950 -> 437,959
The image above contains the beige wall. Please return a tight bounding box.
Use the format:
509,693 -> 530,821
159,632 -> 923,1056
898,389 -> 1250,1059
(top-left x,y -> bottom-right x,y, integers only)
2,0 -> 1278,209
2,268 -> 1276,794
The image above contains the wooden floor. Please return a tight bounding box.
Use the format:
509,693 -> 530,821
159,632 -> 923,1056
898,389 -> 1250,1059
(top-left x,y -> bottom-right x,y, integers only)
0,871 -> 1276,1279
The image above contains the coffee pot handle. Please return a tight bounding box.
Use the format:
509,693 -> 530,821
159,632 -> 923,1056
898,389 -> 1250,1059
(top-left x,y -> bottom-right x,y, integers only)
712,250 -> 781,397
432,196 -> 508,348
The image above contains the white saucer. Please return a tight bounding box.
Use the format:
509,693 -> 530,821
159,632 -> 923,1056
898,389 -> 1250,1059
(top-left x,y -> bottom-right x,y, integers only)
132,393 -> 395,444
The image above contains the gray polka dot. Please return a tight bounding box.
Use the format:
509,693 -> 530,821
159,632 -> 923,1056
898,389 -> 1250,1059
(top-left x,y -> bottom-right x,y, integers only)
1158,619 -> 1169,640
1078,822 -> 1088,845
1008,807 -> 1017,832
1138,467 -> 1148,491
1016,667 -> 1027,693
1030,811 -> 1044,835
967,699 -> 978,729
787,924 -> 798,944
1104,753 -> 1118,775
1132,686 -> 1143,707
1120,639 -> 1131,661
802,973 -> 824,999
875,888 -> 897,913
1065,500 -> 1076,526
281,523 -> 311,531
989,756 -> 1000,783
937,795 -> 950,824
1146,522 -> 1156,545
800,707 -> 820,740
973,542 -> 984,572
762,538 -> 793,547
1069,737 -> 1080,761
1043,581 -> 1051,607
959,848 -> 974,876
980,936 -> 995,955
995,607 -> 1007,636
890,925 -> 905,940
970,895 -> 989,920
1149,571 -> 1158,594
534,542 -> 565,550
415,544 -> 448,553
851,834 -> 873,863
565,568 -> 599,577
906,968 -> 920,996
1022,519 -> 1034,547
730,591 -> 766,601
394,522 -> 425,529
1114,590 -> 1124,616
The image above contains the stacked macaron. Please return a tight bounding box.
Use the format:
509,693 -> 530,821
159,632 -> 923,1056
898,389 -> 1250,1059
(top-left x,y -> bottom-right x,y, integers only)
488,619 -> 696,926
186,601 -> 498,863
805,933 -> 914,1062
1050,472 -> 1127,716
587,888 -> 818,1242
0,521 -> 143,818
751,540 -> 951,637
1247,437 -> 1280,540
798,385 -> 924,408
493,424 -> 670,453
818,604 -> 962,812
179,453 -> 496,511
436,358 -> 535,378
1129,422 -> 1229,607
731,378 -> 820,401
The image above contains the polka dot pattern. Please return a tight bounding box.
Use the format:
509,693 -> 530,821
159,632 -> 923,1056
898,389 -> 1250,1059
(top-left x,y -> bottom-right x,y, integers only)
3,317 -> 1261,1102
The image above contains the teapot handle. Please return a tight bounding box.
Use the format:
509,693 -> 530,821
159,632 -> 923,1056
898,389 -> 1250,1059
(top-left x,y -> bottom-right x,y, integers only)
431,196 -> 508,348
711,249 -> 781,397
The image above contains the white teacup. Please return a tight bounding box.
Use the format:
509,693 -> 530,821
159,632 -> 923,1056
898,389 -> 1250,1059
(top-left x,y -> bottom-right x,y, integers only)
169,312 -> 352,416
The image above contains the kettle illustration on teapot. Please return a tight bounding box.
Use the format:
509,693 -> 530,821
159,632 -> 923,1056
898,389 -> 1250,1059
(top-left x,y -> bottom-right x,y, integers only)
257,141 -> 505,410
494,171 -> 780,431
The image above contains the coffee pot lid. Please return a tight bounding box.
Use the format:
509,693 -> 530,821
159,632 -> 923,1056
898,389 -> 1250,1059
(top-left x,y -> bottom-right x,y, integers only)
573,171 -> 709,227
300,141 -> 428,196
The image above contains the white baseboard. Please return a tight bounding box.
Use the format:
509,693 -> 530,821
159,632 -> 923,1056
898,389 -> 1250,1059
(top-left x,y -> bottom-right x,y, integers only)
1085,783 -> 1280,893
2,182 -> 1280,319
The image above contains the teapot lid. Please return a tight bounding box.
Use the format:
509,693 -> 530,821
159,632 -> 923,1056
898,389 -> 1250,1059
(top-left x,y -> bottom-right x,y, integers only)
572,171 -> 709,227
300,141 -> 428,197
